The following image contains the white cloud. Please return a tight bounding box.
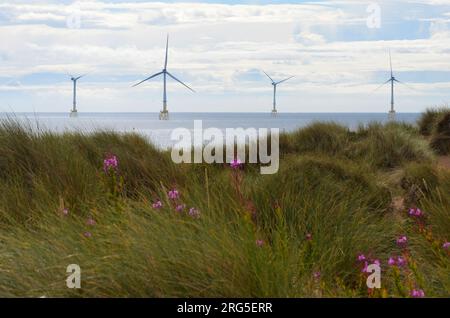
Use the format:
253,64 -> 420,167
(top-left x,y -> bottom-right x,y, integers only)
0,1 -> 450,113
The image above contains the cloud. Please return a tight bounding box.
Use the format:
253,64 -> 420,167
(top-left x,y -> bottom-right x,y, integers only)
0,0 -> 450,113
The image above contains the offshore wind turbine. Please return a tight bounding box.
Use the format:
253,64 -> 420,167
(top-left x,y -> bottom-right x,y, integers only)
132,35 -> 195,120
69,74 -> 87,117
374,51 -> 412,120
263,71 -> 294,115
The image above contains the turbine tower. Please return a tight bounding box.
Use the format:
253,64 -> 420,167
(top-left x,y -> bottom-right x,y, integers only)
374,51 -> 411,120
69,74 -> 86,117
133,35 -> 195,120
263,71 -> 294,115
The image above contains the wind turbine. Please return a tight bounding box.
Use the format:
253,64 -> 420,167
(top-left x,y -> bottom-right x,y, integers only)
263,71 -> 294,115
132,35 -> 195,120
374,51 -> 412,120
69,74 -> 87,117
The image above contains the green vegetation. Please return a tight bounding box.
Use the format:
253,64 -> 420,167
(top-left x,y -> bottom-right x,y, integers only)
0,116 -> 448,297
418,106 -> 450,155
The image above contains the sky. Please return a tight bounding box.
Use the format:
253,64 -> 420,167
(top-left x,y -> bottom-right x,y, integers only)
1,0 -> 450,113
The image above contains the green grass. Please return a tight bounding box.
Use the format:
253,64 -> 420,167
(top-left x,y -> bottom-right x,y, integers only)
0,117 -> 448,298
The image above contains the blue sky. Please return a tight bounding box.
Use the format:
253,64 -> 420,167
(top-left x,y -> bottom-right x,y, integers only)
1,0 -> 450,113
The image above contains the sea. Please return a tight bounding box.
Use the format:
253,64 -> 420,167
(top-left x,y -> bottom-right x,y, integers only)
0,112 -> 420,149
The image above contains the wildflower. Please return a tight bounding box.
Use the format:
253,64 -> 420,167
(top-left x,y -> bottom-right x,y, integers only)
357,254 -> 366,262
373,259 -> 381,266
397,256 -> 407,267
408,208 -> 423,217
313,271 -> 321,280
256,239 -> 265,247
86,218 -> 96,226
62,208 -> 69,216
168,189 -> 179,200
189,207 -> 200,219
443,242 -> 450,250
152,200 -> 163,209
176,204 -> 186,212
396,235 -> 408,248
388,257 -> 396,266
230,158 -> 243,169
410,289 -> 425,298
83,232 -> 92,238
305,233 -> 312,241
103,154 -> 119,173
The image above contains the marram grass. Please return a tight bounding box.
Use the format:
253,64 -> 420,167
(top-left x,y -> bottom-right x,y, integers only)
0,118 -> 448,298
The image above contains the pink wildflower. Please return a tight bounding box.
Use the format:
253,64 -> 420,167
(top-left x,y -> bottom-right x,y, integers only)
443,242 -> 450,250
103,154 -> 118,173
230,158 -> 243,169
397,256 -> 406,267
256,239 -> 265,247
408,208 -> 424,217
168,189 -> 179,200
313,271 -> 321,280
189,207 -> 200,219
84,232 -> 92,238
410,289 -> 425,298
388,257 -> 396,266
396,235 -> 408,248
176,204 -> 186,212
357,254 -> 366,262
62,208 -> 69,216
152,200 -> 163,209
305,233 -> 312,241
87,218 -> 96,226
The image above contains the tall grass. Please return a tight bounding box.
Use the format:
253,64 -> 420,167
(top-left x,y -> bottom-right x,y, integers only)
0,118 -> 448,297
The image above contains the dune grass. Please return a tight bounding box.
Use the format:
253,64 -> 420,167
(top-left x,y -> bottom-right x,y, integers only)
0,117 -> 448,298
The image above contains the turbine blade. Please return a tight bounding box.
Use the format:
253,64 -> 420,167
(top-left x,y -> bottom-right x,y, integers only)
75,73 -> 89,81
167,72 -> 195,92
132,71 -> 163,87
373,79 -> 391,92
276,76 -> 294,85
164,34 -> 169,69
389,50 -> 393,77
263,71 -> 274,83
394,79 -> 416,91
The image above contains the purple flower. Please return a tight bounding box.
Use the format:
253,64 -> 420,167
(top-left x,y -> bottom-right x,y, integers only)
397,256 -> 406,267
357,254 -> 366,262
152,200 -> 163,209
256,239 -> 265,247
396,235 -> 408,248
189,207 -> 200,219
408,208 -> 424,217
176,204 -> 186,212
83,232 -> 92,238
230,158 -> 243,169
103,154 -> 118,173
410,289 -> 425,298
313,271 -> 321,280
62,208 -> 69,216
373,259 -> 381,266
443,242 -> 450,250
388,257 -> 396,266
87,218 -> 96,226
168,189 -> 179,200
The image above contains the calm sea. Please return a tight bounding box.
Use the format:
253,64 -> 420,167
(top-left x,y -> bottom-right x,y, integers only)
1,112 -> 420,149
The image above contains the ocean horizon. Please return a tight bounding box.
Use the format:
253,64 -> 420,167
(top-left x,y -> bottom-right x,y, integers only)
1,112 -> 421,148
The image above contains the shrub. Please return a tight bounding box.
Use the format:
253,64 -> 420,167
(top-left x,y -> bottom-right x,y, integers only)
417,107 -> 449,136
430,112 -> 450,155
